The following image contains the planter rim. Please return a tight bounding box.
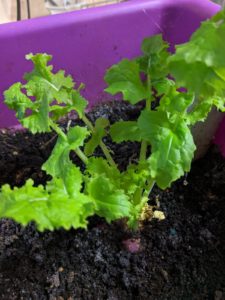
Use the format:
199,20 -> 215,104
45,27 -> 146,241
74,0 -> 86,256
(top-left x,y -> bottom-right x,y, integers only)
0,0 -> 219,34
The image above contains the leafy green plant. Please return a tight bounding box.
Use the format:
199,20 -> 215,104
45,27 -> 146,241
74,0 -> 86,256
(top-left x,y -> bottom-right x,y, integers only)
0,9 -> 225,231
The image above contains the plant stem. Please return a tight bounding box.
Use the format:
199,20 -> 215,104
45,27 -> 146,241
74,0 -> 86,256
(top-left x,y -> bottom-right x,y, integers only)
49,120 -> 67,141
145,98 -> 151,110
49,120 -> 88,165
139,98 -> 151,161
137,72 -> 153,207
139,75 -> 152,162
82,114 -> 117,168
99,141 -> 117,168
75,148 -> 88,164
82,115 -> 94,131
139,141 -> 148,162
143,179 -> 155,198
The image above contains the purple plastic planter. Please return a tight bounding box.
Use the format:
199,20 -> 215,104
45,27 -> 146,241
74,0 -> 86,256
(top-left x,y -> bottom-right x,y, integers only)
0,0 -> 224,154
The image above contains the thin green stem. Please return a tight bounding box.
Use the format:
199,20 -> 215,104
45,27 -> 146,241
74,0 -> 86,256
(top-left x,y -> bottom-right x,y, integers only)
139,76 -> 152,162
145,98 -> 151,110
143,179 -> 155,198
139,141 -> 148,162
82,115 -> 94,131
49,119 -> 88,165
137,72 -> 153,206
99,141 -> 117,168
82,114 -> 117,168
75,148 -> 88,164
49,119 -> 67,141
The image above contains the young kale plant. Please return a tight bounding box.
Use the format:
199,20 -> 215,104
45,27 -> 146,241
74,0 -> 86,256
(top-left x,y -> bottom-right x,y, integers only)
0,9 -> 225,231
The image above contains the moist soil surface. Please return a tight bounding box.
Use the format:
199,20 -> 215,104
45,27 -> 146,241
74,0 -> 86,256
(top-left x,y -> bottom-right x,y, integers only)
0,102 -> 225,300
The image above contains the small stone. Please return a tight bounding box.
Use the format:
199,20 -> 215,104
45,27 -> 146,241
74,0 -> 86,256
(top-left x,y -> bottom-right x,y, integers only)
119,256 -> 130,268
183,179 -> 188,186
49,272 -> 60,288
200,229 -> 213,240
94,251 -> 105,263
122,238 -> 141,253
33,254 -> 43,264
170,228 -> 177,236
58,267 -> 64,272
207,192 -> 217,200
153,210 -> 165,220
160,269 -> 169,282
67,271 -> 75,284
214,290 -> 224,300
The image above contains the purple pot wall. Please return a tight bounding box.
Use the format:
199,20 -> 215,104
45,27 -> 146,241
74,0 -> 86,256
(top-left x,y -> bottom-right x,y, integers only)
0,0 -> 224,154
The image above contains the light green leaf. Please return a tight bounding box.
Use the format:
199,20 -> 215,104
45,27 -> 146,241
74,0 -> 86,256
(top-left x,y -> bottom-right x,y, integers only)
138,110 -> 196,189
50,105 -> 71,121
52,70 -> 74,90
42,135 -> 68,177
57,153 -> 83,197
0,179 -> 51,230
153,78 -> 175,96
24,53 -> 74,107
121,162 -> 150,197
187,95 -> 225,125
45,178 -> 94,230
110,121 -> 141,143
86,157 -> 121,185
23,113 -> 49,133
4,53 -> 88,134
87,175 -> 131,222
67,125 -> 90,147
42,126 -> 89,194
70,90 -> 88,118
168,9 -> 225,109
84,118 -> 109,156
43,126 -> 89,178
50,90 -> 88,120
4,83 -> 34,119
141,34 -> 169,55
137,34 -> 170,80
169,16 -> 225,68
168,61 -> 213,95
25,53 -> 74,92
105,59 -> 148,104
213,95 -> 225,112
0,179 -> 94,231
186,97 -> 213,125
158,87 -> 194,116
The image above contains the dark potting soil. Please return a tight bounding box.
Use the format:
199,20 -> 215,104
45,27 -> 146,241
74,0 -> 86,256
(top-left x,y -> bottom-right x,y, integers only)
0,101 -> 225,300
